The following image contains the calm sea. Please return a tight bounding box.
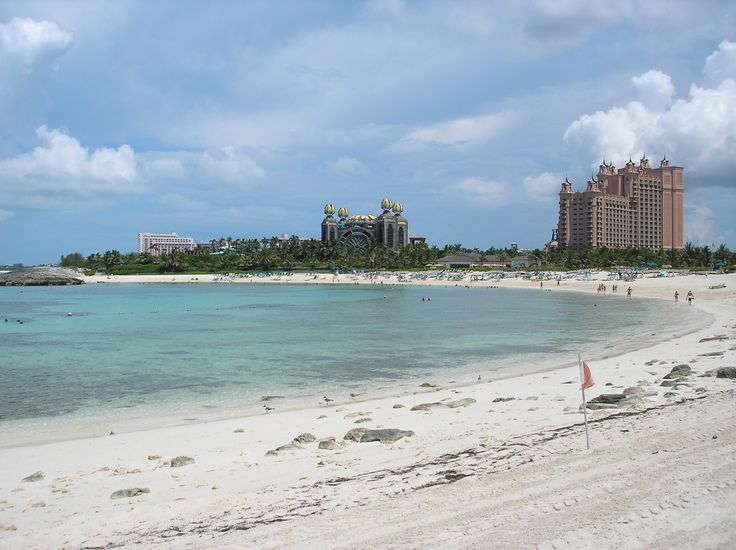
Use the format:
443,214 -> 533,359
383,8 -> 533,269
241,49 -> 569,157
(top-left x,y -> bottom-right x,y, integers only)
0,283 -> 705,445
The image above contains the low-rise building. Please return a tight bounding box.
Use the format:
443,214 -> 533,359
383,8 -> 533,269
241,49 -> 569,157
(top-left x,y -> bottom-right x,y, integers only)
137,232 -> 198,256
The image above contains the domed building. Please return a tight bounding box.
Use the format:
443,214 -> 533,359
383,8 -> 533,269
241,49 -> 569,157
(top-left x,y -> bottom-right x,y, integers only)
321,198 -> 408,252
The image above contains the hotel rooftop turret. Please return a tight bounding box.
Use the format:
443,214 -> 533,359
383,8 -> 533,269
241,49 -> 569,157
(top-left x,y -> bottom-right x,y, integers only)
557,156 -> 684,251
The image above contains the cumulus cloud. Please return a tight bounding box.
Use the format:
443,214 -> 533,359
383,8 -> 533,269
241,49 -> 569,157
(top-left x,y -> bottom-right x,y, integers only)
328,155 -> 367,175
564,41 -> 736,187
448,177 -> 511,206
522,172 -> 564,202
0,126 -> 142,209
198,146 -> 266,184
0,17 -> 72,71
631,70 -> 675,110
389,113 -> 508,153
144,147 -> 266,188
703,39 -> 736,85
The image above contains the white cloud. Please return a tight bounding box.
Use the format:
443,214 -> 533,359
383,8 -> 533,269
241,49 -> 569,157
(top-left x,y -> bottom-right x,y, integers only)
522,172 -> 563,202
0,208 -> 14,222
146,158 -> 187,180
0,17 -> 73,70
631,70 -> 675,110
448,177 -> 511,206
564,44 -> 736,187
328,155 -> 367,175
703,40 -> 736,85
0,126 -> 142,208
389,113 -> 508,153
198,146 -> 265,184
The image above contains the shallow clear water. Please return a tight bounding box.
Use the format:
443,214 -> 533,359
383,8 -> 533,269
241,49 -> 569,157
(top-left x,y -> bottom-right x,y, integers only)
0,283 -> 704,442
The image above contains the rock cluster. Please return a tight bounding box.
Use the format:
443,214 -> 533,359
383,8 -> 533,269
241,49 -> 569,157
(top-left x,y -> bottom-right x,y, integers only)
0,267 -> 84,286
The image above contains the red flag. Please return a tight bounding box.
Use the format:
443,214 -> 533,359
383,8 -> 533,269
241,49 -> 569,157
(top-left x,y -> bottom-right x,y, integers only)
581,361 -> 594,390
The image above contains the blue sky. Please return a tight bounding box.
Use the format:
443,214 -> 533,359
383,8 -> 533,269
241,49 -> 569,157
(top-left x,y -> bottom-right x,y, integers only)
1,0 -> 735,265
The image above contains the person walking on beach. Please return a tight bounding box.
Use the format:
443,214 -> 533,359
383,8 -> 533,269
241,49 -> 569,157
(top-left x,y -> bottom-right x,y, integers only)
686,290 -> 694,305
627,286 -> 632,298
674,291 -> 679,302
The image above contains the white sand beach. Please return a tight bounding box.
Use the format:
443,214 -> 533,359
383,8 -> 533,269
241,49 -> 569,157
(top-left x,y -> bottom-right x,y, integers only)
1,272 -> 735,548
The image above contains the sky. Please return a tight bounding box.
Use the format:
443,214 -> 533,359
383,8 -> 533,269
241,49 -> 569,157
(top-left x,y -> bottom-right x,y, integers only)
1,0 -> 735,265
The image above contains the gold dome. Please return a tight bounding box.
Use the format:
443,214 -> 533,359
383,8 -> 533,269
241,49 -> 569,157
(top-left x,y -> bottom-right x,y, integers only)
338,207 -> 349,218
392,202 -> 403,214
324,203 -> 335,215
380,198 -> 393,210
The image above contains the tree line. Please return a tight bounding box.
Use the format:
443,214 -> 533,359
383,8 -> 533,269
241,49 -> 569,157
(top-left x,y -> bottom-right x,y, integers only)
59,236 -> 735,274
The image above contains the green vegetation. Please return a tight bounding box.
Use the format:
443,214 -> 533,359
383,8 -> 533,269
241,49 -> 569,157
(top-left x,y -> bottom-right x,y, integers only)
59,238 -> 736,275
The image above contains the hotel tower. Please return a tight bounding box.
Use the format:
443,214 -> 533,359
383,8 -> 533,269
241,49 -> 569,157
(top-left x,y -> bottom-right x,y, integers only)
557,156 -> 684,250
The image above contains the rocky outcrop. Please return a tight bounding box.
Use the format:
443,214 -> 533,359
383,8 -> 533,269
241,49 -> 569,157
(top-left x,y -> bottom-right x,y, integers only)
716,367 -> 736,379
0,267 -> 84,286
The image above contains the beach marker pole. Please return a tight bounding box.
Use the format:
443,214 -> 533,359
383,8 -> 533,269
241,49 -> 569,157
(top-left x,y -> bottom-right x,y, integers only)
578,352 -> 591,450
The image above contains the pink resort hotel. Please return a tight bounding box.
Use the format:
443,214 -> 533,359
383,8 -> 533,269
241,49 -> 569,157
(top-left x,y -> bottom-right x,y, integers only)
557,156 -> 684,251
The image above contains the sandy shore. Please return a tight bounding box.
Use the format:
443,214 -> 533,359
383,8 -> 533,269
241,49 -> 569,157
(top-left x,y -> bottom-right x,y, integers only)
1,272 -> 734,548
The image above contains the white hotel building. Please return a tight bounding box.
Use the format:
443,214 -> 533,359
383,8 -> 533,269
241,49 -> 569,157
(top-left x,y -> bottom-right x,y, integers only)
137,232 -> 199,256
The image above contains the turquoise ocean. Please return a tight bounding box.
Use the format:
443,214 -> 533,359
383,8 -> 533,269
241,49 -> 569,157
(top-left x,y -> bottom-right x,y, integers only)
0,283 -> 706,445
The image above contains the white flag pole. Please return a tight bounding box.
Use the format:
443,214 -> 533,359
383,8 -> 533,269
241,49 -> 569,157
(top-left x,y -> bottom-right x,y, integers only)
578,352 -> 590,450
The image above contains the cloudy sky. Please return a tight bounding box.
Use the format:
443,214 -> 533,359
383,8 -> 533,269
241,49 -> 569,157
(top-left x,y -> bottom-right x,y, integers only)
1,0 -> 735,264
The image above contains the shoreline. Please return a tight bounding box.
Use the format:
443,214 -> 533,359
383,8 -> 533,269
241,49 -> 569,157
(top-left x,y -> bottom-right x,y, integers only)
0,281 -> 711,450
0,272 -> 734,547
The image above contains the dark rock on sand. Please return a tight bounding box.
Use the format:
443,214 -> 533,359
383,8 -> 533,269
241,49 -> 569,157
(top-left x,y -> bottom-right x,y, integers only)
275,442 -> 302,452
359,429 -> 414,443
660,379 -> 678,387
664,391 -> 678,398
110,487 -> 150,499
318,438 -> 341,450
21,471 -> 44,482
446,398 -> 476,408
293,433 -> 316,444
392,404 -> 404,409
664,364 -> 692,379
492,397 -> 515,403
419,382 -> 438,388
354,417 -> 372,424
343,428 -> 367,442
589,394 -> 626,404
170,456 -> 195,468
411,401 -> 446,411
716,367 -> 736,379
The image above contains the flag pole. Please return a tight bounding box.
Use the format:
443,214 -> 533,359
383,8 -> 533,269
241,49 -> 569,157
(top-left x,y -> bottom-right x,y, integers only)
578,352 -> 590,450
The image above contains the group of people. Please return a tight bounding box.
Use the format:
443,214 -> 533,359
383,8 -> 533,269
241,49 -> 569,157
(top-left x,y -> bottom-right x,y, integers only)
674,290 -> 694,304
